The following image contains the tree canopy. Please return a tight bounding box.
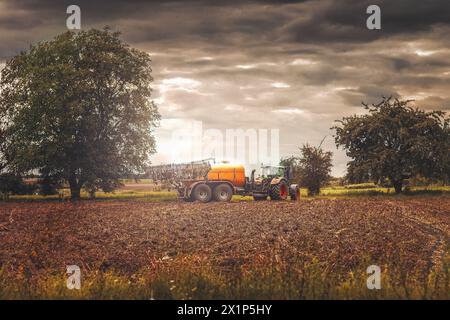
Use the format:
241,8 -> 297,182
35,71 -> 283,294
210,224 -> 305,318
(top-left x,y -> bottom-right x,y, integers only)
334,97 -> 449,193
0,28 -> 160,199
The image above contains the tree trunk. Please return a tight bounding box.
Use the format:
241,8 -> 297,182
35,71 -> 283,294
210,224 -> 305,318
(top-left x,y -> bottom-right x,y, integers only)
69,177 -> 81,200
392,180 -> 403,194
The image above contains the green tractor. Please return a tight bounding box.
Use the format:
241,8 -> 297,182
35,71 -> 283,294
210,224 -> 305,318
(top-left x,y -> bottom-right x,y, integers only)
250,165 -> 300,201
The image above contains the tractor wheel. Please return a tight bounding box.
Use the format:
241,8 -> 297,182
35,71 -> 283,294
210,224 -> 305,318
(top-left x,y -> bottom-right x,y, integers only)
213,184 -> 233,202
253,195 -> 267,201
289,184 -> 300,201
269,180 -> 289,200
192,184 -> 212,203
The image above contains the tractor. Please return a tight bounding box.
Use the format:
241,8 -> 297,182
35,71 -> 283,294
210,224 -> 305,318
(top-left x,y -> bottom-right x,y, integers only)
250,165 -> 300,201
148,159 -> 300,203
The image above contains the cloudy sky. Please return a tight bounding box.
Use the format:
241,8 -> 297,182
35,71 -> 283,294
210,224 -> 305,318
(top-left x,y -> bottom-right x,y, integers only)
1,0 -> 449,175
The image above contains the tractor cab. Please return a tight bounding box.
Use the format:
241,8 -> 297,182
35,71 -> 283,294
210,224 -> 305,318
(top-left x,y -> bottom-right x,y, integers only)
260,165 -> 294,180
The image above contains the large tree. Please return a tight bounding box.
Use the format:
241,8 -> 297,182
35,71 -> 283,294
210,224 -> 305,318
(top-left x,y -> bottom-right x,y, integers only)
0,28 -> 160,199
334,97 -> 449,193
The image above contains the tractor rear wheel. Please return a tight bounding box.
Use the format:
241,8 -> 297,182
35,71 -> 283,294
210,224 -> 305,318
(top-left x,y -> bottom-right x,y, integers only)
213,184 -> 233,202
269,180 -> 289,200
192,184 -> 212,203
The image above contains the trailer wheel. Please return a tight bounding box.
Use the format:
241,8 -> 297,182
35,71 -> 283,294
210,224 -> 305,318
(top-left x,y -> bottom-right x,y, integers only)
269,180 -> 289,200
192,184 -> 212,203
213,184 -> 233,202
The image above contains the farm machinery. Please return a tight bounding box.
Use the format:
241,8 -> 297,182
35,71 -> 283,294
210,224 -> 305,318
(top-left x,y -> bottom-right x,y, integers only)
147,159 -> 300,202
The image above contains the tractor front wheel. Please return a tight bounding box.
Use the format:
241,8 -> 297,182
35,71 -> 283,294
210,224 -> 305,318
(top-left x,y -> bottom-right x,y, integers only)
269,181 -> 289,200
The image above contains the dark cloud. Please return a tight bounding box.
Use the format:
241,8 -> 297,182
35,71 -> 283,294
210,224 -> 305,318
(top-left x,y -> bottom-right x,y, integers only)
283,0 -> 450,44
390,58 -> 411,71
2,0 -> 449,54
0,0 -> 449,175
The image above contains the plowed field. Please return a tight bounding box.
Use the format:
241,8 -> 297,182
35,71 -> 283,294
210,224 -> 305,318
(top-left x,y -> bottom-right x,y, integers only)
1,198 -> 448,279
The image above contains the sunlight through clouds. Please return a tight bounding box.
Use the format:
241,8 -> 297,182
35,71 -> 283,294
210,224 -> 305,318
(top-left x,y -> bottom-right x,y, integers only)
1,0 -> 449,176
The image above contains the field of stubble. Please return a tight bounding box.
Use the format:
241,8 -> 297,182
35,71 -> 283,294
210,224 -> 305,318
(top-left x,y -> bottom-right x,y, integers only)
0,198 -> 448,299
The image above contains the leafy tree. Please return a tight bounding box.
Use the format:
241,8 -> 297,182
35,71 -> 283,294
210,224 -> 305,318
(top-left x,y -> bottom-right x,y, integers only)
283,144 -> 333,196
0,28 -> 159,200
334,97 -> 449,193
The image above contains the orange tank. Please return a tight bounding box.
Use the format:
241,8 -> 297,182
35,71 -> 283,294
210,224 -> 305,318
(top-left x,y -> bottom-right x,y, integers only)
207,164 -> 246,187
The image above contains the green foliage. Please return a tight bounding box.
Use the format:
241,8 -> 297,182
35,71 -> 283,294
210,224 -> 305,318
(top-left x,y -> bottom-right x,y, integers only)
0,28 -> 160,200
334,97 -> 450,193
283,145 -> 333,196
